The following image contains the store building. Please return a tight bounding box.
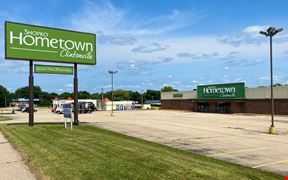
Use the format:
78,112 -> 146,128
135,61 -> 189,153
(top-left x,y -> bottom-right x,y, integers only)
161,82 -> 288,115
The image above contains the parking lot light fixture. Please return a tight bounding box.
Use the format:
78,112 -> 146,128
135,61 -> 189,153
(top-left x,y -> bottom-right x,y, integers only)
108,70 -> 118,116
259,27 -> 283,134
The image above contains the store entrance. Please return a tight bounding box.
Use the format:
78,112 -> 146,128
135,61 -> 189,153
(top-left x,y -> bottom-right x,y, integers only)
197,102 -> 210,112
216,102 -> 231,113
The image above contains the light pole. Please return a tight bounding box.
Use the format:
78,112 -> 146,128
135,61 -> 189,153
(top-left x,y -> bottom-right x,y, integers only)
260,27 -> 283,134
140,90 -> 144,109
101,88 -> 104,111
108,70 -> 117,116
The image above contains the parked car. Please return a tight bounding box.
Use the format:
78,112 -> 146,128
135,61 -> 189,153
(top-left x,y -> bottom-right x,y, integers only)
79,102 -> 96,114
17,104 -> 26,111
55,102 -> 96,114
21,105 -> 37,113
55,106 -> 64,114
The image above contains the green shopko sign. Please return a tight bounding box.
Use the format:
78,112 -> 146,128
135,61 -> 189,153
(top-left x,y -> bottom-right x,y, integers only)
5,22 -> 96,65
34,65 -> 73,75
173,93 -> 183,98
197,82 -> 245,99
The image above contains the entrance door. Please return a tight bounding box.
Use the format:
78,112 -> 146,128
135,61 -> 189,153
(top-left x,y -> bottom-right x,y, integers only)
216,102 -> 231,113
197,103 -> 210,112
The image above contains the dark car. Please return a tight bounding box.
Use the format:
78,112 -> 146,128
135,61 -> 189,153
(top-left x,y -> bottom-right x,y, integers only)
79,102 -> 96,114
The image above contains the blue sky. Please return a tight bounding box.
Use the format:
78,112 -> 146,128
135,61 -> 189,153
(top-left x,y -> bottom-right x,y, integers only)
1,0 -> 288,93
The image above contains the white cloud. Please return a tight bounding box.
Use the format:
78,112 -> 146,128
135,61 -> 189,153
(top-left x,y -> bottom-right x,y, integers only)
57,88 -> 64,92
161,83 -> 175,88
115,84 -> 141,90
65,84 -> 73,88
177,51 -> 218,59
67,1 -> 288,68
221,25 -> 287,47
97,31 -> 137,46
0,61 -> 28,73
185,85 -> 196,89
243,25 -> 268,34
69,1 -> 197,36
141,81 -> 154,87
259,75 -> 284,81
132,43 -> 169,53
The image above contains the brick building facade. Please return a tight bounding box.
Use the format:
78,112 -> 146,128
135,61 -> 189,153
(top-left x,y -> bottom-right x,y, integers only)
161,85 -> 288,115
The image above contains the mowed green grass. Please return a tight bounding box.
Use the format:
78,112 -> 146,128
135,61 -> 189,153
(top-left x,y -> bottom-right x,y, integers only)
0,124 -> 282,180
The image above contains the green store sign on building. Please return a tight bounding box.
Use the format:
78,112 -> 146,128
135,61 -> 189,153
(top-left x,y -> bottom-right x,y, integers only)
197,82 -> 245,99
173,93 -> 183,98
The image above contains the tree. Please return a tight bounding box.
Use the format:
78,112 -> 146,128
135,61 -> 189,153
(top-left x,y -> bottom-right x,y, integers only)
273,83 -> 288,87
0,85 -> 9,107
78,91 -> 91,99
161,86 -> 178,92
128,91 -> 141,102
15,86 -> 43,98
59,92 -> 74,99
14,86 -> 55,106
113,89 -> 130,101
144,90 -> 160,100
49,92 -> 59,100
91,93 -> 101,99
105,91 -> 112,100
39,91 -> 51,106
39,99 -> 51,106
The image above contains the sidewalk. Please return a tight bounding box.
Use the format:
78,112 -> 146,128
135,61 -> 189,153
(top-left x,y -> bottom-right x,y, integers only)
0,132 -> 36,180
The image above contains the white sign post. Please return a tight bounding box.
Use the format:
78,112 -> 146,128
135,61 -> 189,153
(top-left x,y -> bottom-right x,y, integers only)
63,104 -> 73,130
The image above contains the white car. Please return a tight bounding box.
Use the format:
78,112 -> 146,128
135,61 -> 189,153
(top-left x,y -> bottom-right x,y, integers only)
55,106 -> 64,114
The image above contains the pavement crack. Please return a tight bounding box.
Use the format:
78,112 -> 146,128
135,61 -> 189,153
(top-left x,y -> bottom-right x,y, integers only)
0,160 -> 19,166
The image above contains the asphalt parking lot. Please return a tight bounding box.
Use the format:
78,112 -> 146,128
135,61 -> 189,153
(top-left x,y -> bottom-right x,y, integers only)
2,108 -> 288,176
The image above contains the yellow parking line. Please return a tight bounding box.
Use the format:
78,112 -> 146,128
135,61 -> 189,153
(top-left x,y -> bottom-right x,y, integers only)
252,159 -> 288,168
208,147 -> 265,157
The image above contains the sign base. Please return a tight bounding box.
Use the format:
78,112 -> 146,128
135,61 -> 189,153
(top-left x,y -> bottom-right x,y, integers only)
269,127 -> 276,134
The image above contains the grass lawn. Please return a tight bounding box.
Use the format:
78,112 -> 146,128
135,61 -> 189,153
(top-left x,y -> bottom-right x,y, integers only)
0,124 -> 282,180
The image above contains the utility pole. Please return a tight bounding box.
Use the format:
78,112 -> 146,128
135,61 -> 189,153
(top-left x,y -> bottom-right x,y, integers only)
108,70 -> 117,116
141,90 -> 144,109
101,88 -> 104,111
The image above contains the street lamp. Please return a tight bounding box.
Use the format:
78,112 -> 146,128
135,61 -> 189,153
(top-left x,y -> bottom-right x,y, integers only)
140,90 -> 144,109
259,27 -> 283,134
101,88 -> 104,111
108,70 -> 117,116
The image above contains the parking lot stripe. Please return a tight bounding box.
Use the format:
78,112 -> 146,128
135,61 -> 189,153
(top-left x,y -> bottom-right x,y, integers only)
208,147 -> 265,157
252,159 -> 288,168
